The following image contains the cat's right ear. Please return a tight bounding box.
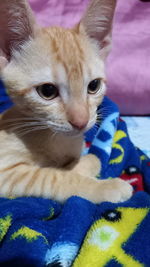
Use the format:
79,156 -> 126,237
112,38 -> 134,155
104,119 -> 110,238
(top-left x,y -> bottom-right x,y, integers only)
79,0 -> 116,59
80,0 -> 116,41
0,0 -> 38,69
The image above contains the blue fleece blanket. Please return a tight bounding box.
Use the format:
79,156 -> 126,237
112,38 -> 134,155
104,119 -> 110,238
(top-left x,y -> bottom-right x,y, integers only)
0,82 -> 150,267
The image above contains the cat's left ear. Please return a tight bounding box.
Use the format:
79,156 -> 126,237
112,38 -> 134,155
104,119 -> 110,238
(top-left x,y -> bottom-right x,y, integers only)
79,0 -> 116,59
0,0 -> 38,69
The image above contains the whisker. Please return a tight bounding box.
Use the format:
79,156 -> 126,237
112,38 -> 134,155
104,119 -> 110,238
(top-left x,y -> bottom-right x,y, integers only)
0,117 -> 43,123
1,115 -> 73,135
16,126 -> 49,137
0,121 -> 47,131
1,119 -> 64,131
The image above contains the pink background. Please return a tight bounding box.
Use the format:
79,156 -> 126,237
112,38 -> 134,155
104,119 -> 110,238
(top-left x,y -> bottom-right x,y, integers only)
29,0 -> 90,28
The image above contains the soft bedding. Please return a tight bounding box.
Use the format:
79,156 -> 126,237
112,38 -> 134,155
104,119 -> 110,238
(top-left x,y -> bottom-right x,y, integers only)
122,116 -> 150,158
0,1 -> 150,265
0,84 -> 150,266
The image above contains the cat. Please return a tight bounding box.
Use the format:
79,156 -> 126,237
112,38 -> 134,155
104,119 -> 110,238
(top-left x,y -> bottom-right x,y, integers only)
0,0 -> 132,203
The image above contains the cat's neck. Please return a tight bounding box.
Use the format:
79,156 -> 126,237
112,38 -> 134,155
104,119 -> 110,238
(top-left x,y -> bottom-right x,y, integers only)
1,106 -> 84,168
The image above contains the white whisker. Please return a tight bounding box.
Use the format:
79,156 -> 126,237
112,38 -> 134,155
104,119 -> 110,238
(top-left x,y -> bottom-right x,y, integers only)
16,126 -> 49,137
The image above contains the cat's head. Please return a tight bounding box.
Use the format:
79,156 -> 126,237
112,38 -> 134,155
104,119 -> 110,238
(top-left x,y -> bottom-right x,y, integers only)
0,0 -> 116,135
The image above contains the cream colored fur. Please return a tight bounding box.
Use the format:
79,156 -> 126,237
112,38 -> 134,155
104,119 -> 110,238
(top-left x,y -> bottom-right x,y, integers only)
0,0 -> 133,203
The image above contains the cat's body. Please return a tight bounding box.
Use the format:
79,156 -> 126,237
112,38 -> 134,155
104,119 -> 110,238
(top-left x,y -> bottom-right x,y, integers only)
0,108 -> 132,203
0,0 -> 133,203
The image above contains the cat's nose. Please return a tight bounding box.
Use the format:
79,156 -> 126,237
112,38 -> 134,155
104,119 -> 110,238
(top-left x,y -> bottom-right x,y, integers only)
69,119 -> 88,130
67,102 -> 89,130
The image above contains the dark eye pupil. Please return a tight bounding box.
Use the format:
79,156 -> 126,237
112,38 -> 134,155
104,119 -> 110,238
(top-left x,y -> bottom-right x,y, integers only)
36,84 -> 58,100
88,79 -> 101,94
41,84 -> 55,97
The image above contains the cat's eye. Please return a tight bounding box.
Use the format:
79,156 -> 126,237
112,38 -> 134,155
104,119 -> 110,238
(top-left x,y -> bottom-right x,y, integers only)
88,78 -> 101,94
36,83 -> 59,100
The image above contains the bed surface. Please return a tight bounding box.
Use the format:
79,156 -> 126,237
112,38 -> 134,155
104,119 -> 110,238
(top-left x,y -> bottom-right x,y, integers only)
122,116 -> 150,158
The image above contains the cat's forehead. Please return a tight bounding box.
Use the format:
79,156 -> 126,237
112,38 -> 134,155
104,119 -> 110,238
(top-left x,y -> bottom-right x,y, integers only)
41,26 -> 102,76
46,27 -> 86,88
5,26 -> 104,92
47,27 -> 85,61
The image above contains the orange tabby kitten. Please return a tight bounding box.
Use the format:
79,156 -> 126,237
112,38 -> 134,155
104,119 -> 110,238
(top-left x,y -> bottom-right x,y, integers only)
0,0 -> 132,203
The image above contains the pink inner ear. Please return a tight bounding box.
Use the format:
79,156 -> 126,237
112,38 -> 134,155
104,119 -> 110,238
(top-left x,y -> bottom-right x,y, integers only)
0,56 -> 8,70
0,0 -> 38,61
80,0 -> 116,44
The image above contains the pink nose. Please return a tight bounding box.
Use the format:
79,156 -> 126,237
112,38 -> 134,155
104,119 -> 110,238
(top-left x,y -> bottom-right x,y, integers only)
69,119 -> 88,130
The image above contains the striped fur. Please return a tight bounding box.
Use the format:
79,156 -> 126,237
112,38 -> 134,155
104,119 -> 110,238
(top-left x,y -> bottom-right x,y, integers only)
0,0 -> 132,203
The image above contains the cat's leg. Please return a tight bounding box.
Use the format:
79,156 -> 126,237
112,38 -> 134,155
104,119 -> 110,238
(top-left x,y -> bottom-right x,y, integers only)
0,158 -> 132,203
93,178 -> 133,203
68,154 -> 133,203
72,154 -> 101,177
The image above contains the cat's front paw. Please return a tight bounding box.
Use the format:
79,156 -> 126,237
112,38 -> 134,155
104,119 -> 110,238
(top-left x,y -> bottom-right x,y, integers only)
102,178 -> 133,203
73,154 -> 101,177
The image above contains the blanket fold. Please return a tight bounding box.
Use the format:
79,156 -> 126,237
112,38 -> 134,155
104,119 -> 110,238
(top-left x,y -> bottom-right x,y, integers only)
0,84 -> 150,266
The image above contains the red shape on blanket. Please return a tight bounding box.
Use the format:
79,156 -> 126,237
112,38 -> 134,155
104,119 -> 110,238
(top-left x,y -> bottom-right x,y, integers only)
120,166 -> 144,193
85,142 -> 91,148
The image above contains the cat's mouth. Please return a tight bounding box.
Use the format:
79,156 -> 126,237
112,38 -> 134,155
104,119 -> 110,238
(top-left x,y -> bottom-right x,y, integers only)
49,119 -> 96,136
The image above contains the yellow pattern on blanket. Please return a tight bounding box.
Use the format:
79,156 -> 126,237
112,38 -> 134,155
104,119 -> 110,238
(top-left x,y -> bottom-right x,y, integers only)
73,207 -> 148,267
